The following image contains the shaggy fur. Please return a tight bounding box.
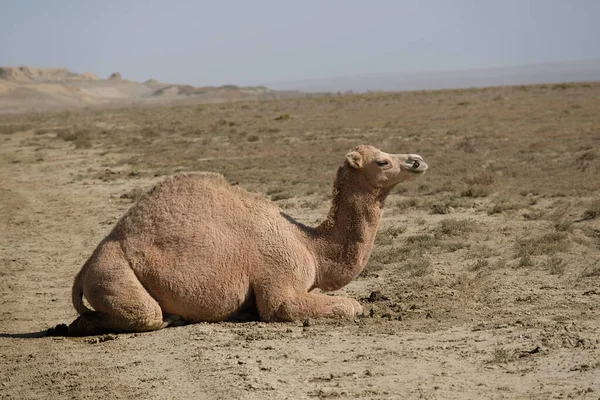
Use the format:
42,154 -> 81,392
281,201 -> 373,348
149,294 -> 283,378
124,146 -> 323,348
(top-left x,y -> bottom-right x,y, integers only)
65,145 -> 428,335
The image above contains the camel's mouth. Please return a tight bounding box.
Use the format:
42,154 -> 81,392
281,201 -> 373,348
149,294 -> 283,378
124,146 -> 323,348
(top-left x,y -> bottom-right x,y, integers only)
405,158 -> 428,174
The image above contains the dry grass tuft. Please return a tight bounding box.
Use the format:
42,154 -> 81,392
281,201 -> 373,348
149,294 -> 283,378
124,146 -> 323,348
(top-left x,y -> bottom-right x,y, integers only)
0,123 -> 34,134
468,258 -> 490,271
402,255 -> 431,277
405,234 -> 440,249
487,347 -> 514,364
435,219 -> 476,237
394,198 -> 420,210
464,172 -> 496,186
368,246 -> 410,266
517,254 -> 535,268
274,114 -> 292,121
443,241 -> 468,252
375,225 -> 407,245
515,232 -> 571,259
580,200 -> 600,221
430,202 -> 452,215
461,185 -> 492,198
488,200 -> 522,215
56,129 -> 93,149
545,256 -> 566,275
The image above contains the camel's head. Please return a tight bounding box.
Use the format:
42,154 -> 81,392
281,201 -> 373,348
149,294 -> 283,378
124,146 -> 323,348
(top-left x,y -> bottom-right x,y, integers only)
345,145 -> 428,189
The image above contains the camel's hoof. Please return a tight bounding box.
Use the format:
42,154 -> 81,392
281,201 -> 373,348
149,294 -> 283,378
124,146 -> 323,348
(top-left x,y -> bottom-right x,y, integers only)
162,314 -> 186,328
350,299 -> 363,316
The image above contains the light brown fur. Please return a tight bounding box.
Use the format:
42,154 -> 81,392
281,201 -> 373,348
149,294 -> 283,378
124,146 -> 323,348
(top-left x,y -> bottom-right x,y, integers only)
66,145 -> 428,335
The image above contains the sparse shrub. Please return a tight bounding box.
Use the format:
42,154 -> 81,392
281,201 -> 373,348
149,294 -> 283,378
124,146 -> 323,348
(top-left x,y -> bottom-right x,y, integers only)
258,127 -> 281,133
546,256 -> 566,275
395,198 -> 420,210
57,129 -> 92,149
551,83 -> 574,90
430,203 -> 451,214
488,203 -> 508,215
375,225 -> 407,245
383,225 -> 407,237
299,198 -> 322,209
435,219 -> 475,237
580,200 -> 600,221
35,127 -> 55,135
456,139 -> 476,153
429,196 -> 471,213
140,126 -> 160,137
467,244 -> 494,259
464,172 -> 495,186
517,254 -> 535,268
270,192 -> 292,201
576,150 -> 596,172
554,219 -> 573,232
488,347 -> 513,364
443,241 -> 468,252
461,185 -> 492,198
523,210 -> 545,220
246,135 -> 259,142
375,235 -> 393,246
582,266 -> 600,277
369,246 -> 410,265
405,234 -> 439,249
514,232 -> 570,258
360,260 -> 385,277
274,114 -> 291,121
468,258 -> 489,271
488,199 -> 523,215
403,255 -> 431,277
119,187 -> 147,202
0,123 -> 34,134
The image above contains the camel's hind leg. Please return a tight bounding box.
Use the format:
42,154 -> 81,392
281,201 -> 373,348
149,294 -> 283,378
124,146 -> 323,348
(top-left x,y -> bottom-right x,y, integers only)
68,241 -> 166,336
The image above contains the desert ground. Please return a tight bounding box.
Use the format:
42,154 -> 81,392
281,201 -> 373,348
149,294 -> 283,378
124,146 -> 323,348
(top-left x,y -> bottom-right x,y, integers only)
1,82 -> 599,399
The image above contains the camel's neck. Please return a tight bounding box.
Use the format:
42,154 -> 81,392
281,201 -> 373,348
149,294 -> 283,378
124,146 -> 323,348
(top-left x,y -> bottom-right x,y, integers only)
310,168 -> 389,291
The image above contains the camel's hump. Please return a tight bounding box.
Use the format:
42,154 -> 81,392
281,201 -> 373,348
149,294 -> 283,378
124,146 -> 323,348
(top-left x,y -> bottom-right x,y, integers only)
147,171 -> 268,204
148,171 -> 228,193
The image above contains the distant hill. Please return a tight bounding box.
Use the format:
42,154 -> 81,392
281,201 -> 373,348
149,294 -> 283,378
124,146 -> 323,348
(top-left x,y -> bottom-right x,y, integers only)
0,66 -> 281,113
268,60 -> 600,93
0,66 -> 99,82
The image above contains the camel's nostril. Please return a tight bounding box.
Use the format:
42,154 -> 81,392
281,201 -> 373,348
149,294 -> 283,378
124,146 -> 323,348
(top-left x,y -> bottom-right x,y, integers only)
412,160 -> 420,169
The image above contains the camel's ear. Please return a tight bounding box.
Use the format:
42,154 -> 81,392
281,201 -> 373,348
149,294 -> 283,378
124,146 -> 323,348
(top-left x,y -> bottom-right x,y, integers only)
345,150 -> 363,169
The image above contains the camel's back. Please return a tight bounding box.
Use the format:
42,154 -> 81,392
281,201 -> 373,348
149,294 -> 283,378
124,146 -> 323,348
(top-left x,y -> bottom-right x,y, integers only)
110,171 -> 281,243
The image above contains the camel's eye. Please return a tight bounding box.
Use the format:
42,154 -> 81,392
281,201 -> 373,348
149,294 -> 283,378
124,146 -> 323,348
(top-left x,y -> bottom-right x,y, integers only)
376,160 -> 389,167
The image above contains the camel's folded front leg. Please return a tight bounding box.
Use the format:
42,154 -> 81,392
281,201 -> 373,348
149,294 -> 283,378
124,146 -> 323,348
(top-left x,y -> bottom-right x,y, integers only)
257,291 -> 363,322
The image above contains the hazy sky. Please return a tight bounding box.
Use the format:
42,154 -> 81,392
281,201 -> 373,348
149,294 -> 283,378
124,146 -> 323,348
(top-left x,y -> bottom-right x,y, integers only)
1,0 -> 599,86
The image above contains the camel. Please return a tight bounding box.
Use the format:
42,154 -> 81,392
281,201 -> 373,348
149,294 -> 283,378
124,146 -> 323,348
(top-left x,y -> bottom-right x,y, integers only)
61,145 -> 428,336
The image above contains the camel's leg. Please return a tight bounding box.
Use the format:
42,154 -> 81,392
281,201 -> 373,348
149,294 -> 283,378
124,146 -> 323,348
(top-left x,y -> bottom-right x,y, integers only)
68,243 -> 166,336
255,290 -> 363,322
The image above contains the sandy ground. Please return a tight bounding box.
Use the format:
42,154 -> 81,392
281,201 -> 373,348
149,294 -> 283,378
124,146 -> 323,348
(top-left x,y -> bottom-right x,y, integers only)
1,87 -> 599,399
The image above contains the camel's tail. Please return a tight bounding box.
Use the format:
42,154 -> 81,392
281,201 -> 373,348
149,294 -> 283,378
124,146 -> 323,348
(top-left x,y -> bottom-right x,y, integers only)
72,267 -> 92,315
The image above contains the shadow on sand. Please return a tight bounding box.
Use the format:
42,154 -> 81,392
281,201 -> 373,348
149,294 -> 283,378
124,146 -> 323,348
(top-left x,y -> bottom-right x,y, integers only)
0,330 -> 50,339
0,323 -> 68,339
